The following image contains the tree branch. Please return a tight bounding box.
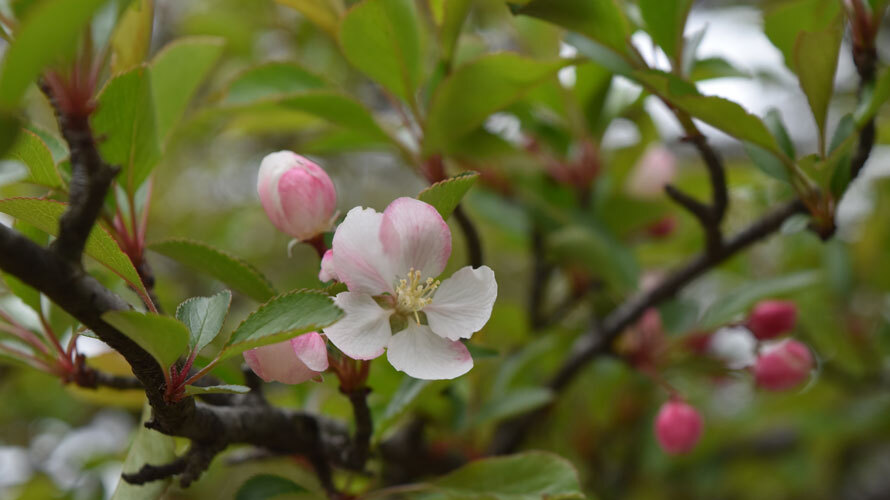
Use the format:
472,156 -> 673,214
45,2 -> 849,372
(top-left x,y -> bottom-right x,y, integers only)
488,198 -> 807,454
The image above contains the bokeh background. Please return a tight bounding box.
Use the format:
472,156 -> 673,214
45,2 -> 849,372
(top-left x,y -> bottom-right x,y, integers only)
1,0 -> 890,499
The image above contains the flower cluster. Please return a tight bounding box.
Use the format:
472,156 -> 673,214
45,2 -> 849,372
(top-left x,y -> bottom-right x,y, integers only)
246,152 -> 497,383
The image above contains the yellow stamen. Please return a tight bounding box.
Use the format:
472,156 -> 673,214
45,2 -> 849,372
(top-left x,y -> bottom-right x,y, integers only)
395,268 -> 439,323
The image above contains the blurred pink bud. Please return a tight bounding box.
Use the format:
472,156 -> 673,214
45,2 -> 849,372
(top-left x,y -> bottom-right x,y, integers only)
243,332 -> 329,384
654,400 -> 703,455
747,300 -> 797,340
257,151 -> 337,241
646,215 -> 677,238
627,145 -> 677,199
754,339 -> 812,391
318,249 -> 338,282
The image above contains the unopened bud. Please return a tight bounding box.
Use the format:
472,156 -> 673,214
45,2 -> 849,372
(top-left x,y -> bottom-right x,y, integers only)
747,300 -> 796,340
754,339 -> 813,391
243,332 -> 329,384
654,400 -> 703,455
257,151 -> 337,241
627,145 -> 677,199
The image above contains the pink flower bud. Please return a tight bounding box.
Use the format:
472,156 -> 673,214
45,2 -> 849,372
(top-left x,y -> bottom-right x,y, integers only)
257,151 -> 337,241
747,300 -> 797,340
753,339 -> 812,391
654,400 -> 703,455
627,145 -> 677,199
243,332 -> 329,384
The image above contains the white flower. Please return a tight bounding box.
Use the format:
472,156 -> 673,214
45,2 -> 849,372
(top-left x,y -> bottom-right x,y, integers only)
708,326 -> 757,370
322,197 -> 497,380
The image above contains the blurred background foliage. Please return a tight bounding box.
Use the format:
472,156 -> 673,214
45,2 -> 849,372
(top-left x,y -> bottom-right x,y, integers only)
0,0 -> 889,499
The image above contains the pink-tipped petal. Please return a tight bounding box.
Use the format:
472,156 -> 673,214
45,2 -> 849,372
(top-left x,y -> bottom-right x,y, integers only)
243,337 -> 324,385
323,292 -> 393,360
332,207 -> 394,295
386,323 -> 473,380
425,266 -> 497,341
379,197 -> 452,279
319,249 -> 338,282
291,332 -> 329,372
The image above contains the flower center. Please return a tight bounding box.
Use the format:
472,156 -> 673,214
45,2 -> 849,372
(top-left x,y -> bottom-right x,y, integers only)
395,268 -> 439,323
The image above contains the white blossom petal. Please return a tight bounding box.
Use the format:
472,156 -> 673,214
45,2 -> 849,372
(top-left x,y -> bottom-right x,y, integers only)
318,249 -> 337,282
379,197 -> 452,279
425,266 -> 497,341
323,292 -> 392,360
332,207 -> 394,295
386,323 -> 473,380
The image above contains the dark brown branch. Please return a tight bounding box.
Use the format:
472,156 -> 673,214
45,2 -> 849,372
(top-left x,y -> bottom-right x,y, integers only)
686,133 -> 728,223
453,204 -> 483,268
70,359 -> 144,390
488,198 -> 807,454
528,228 -> 553,329
39,82 -> 118,263
343,387 -> 373,471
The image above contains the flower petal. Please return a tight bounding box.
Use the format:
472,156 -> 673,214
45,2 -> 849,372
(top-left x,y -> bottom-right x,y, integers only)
379,197 -> 451,279
318,249 -> 338,282
332,207 -> 394,295
386,323 -> 473,380
291,331 -> 329,372
243,336 -> 323,385
323,292 -> 393,360
425,265 -> 497,341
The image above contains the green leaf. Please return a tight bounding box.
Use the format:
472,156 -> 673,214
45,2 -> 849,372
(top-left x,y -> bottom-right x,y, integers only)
383,376 -> 430,421
222,62 -> 327,106
176,290 -> 232,353
634,70 -> 779,153
699,271 -> 822,329
235,474 -> 308,500
793,19 -> 842,152
827,114 -> 856,198
431,451 -> 584,499
275,0 -> 344,38
763,0 -> 839,70
689,57 -> 748,82
548,224 -> 638,292
110,0 -> 153,73
854,68 -> 890,127
5,129 -> 63,188
439,0 -> 472,66
424,54 -> 569,154
150,37 -> 225,142
639,0 -> 693,60
101,311 -> 190,370
149,238 -> 276,302
184,384 -> 250,396
764,108 -> 796,159
221,290 -> 342,360
339,0 -> 422,102
2,272 -> 41,314
0,0 -> 111,109
111,403 -> 177,500
743,143 -> 790,183
516,0 -> 628,53
417,171 -> 479,219
273,91 -> 389,141
468,387 -> 554,429
91,66 -> 161,193
0,198 -> 147,295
